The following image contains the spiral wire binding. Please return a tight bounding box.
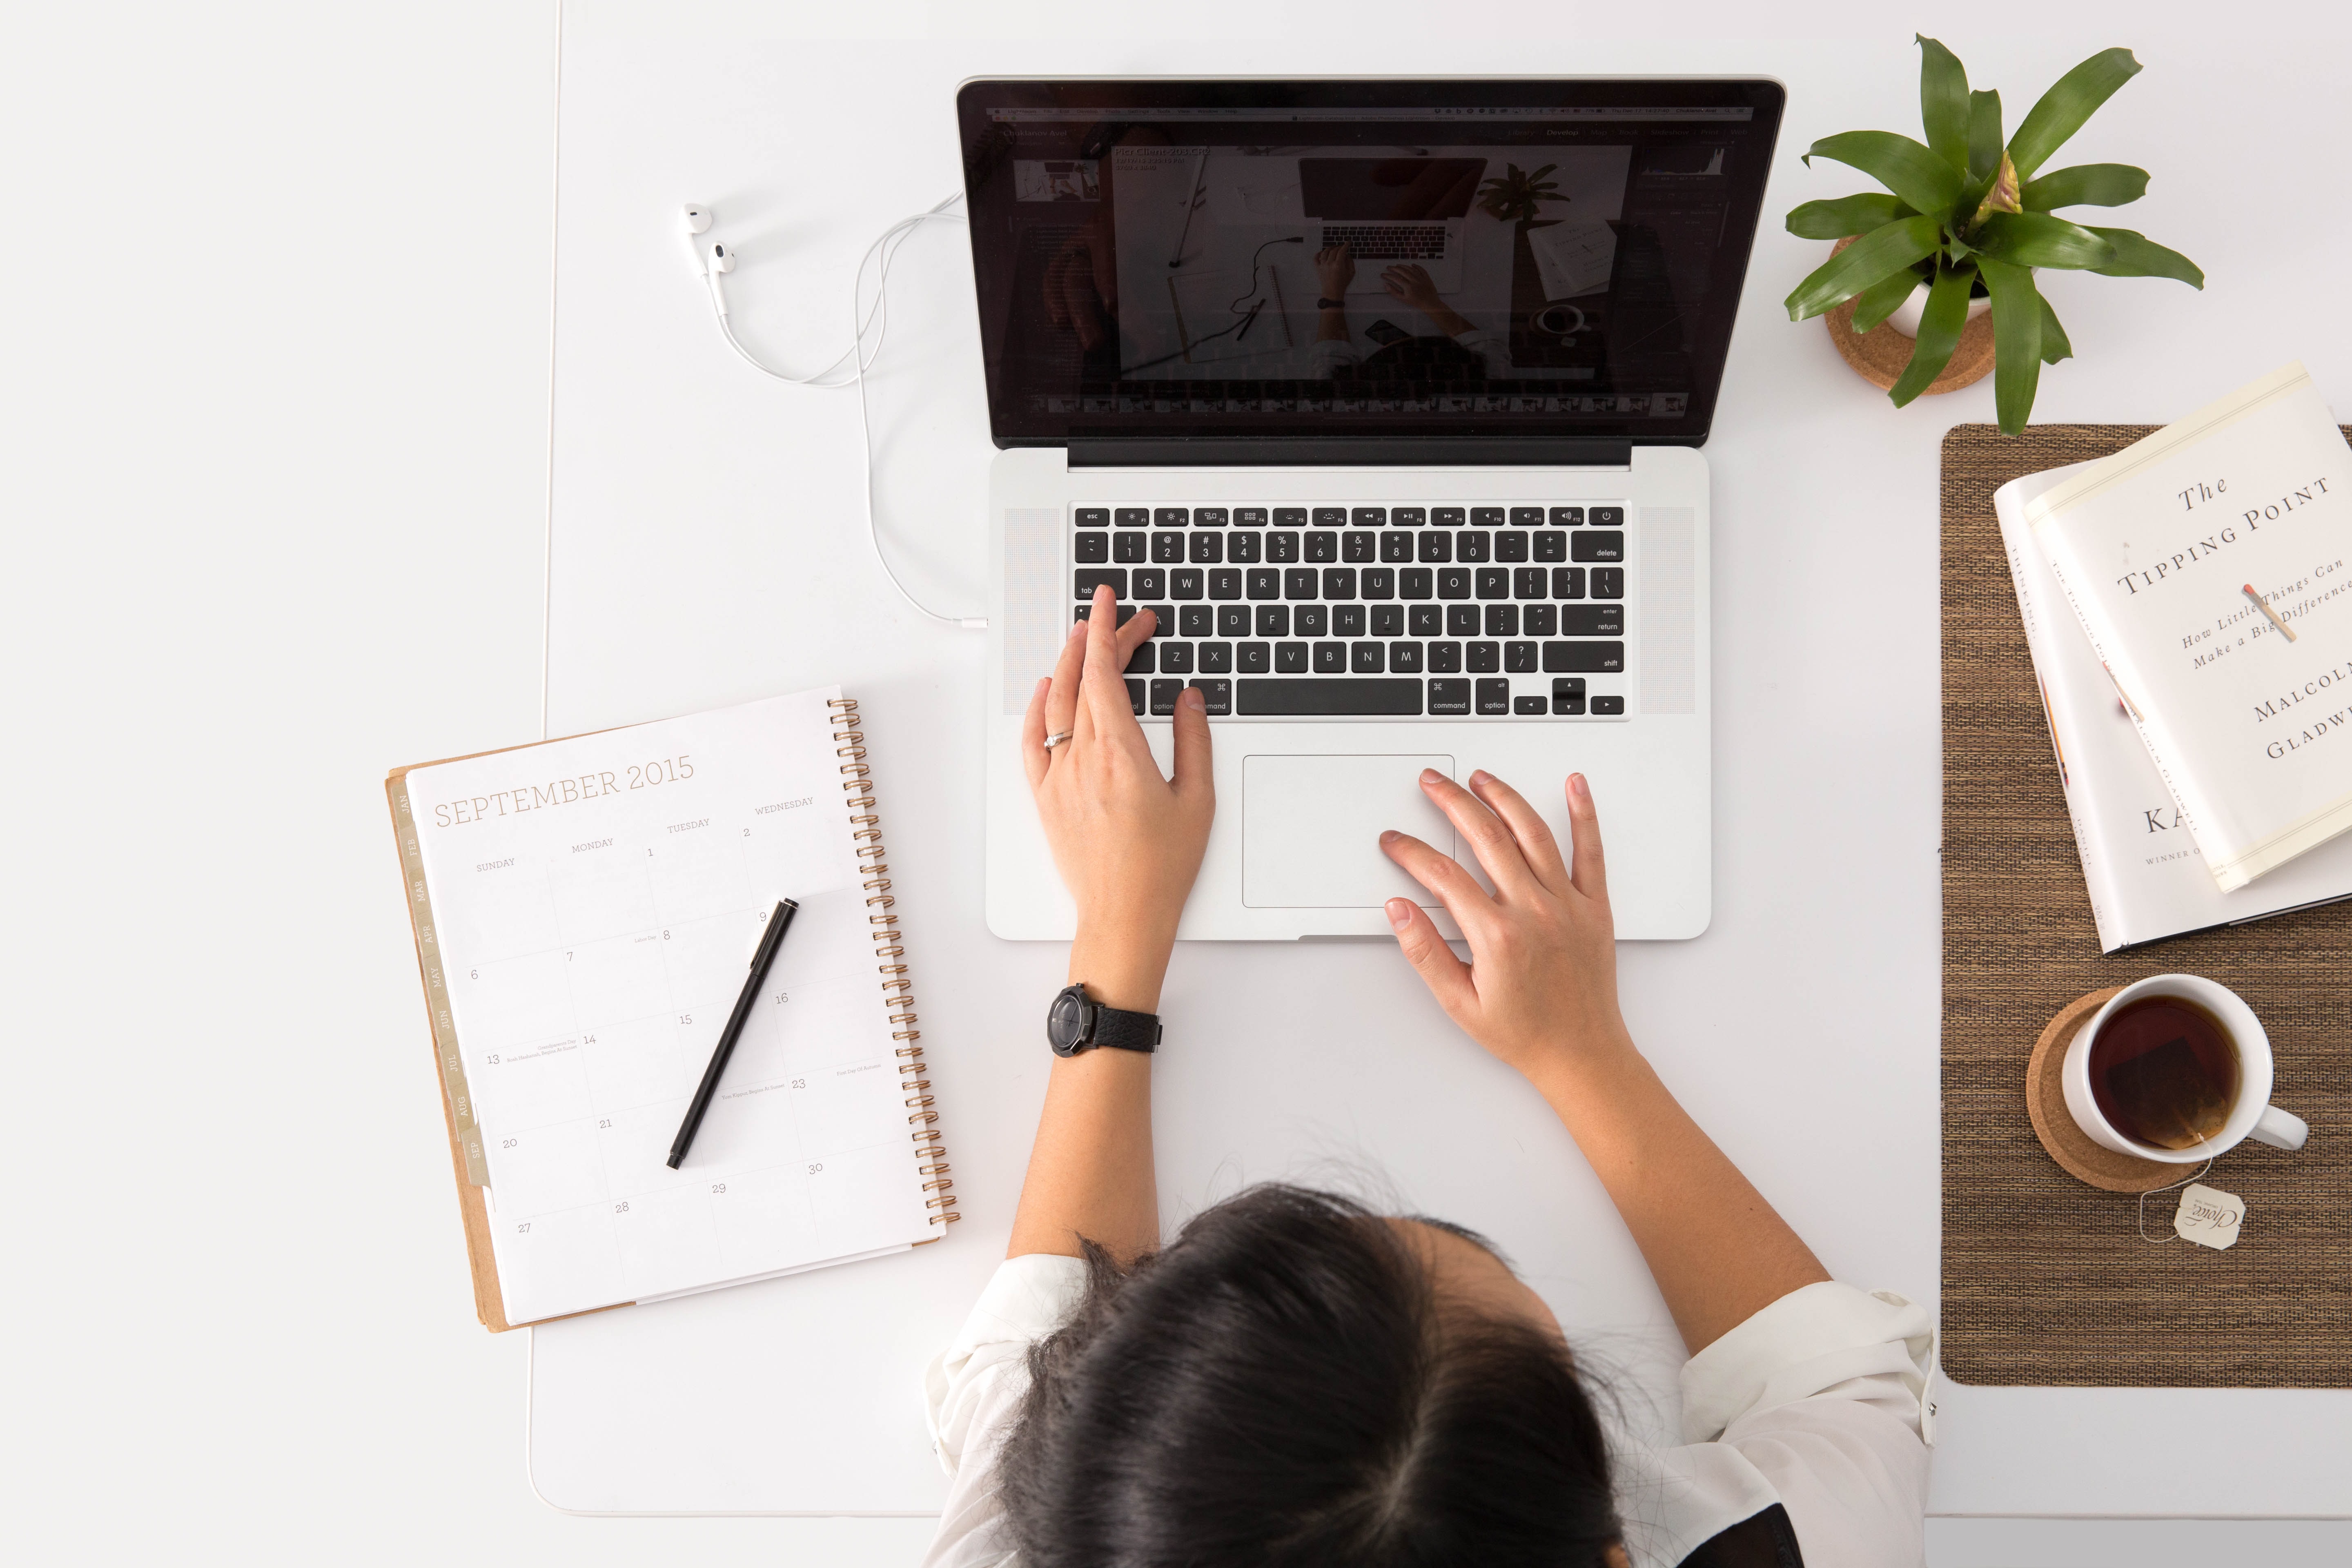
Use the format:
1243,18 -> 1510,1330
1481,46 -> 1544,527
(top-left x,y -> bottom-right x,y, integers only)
829,698 -> 958,1226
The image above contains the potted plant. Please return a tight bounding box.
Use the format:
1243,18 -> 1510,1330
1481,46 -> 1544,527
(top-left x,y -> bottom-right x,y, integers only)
1478,163 -> 1564,224
1784,37 -> 2203,432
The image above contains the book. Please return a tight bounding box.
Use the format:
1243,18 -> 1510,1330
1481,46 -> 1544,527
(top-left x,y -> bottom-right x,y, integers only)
1998,462 -> 2352,950
2025,362 -> 2352,891
386,688 -> 956,1331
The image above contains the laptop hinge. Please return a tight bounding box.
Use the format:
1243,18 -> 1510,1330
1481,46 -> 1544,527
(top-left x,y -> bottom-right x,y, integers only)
1062,438 -> 1635,469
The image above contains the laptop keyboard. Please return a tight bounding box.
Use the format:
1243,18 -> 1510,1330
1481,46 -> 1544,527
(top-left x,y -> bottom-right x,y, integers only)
1072,505 -> 1628,719
1315,223 -> 1447,260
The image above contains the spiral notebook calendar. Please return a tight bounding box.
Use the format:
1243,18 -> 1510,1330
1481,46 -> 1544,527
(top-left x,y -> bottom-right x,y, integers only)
387,688 -> 956,1331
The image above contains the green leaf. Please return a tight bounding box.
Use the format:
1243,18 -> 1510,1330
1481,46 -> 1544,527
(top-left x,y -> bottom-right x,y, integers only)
1783,214 -> 1946,320
1804,131 -> 1965,218
1889,263 -> 1977,406
1917,36 -> 1972,172
2009,48 -> 2141,180
1978,257 -> 2045,434
2019,163 -> 2148,210
1852,263 -> 1925,333
2038,292 -> 2074,364
1972,211 -> 2119,270
1786,193 -> 1915,239
2084,227 -> 2205,287
1967,90 -> 2004,182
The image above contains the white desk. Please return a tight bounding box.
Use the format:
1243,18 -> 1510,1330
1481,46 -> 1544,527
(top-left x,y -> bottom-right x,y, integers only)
530,11 -> 2352,1528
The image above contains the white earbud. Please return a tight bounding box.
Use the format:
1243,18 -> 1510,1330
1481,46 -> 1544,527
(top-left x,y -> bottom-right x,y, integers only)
704,241 -> 735,317
682,203 -> 714,236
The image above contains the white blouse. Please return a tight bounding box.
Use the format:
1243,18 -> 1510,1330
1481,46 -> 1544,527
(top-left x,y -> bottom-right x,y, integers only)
919,1255 -> 1935,1568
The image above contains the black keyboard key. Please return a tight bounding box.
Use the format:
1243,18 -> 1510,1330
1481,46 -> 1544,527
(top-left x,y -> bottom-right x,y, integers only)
1199,641 -> 1234,673
1075,532 -> 1109,563
1591,506 -> 1624,526
1544,641 -> 1624,673
1239,678 -> 1421,716
1485,604 -> 1518,637
1323,567 -> 1357,600
1477,677 -> 1512,715
1144,604 -> 1174,637
1372,603 -> 1404,636
1154,507 -> 1189,527
1550,506 -> 1585,526
1524,604 -> 1557,637
1393,506 -> 1426,526
1342,531 -> 1376,563
1334,604 -> 1367,637
1150,678 -> 1183,715
1125,678 -> 1146,713
1268,531 -> 1301,563
1505,641 -> 1537,673
1307,532 -> 1339,563
1534,530 -> 1566,562
1457,532 -> 1491,563
1467,641 -> 1501,673
1285,567 -> 1318,601
1246,568 -> 1281,600
1401,567 -> 1432,599
1418,532 -> 1452,564
1161,641 -> 1195,673
1228,532 -> 1262,564
1437,567 -> 1471,599
1351,641 -> 1386,673
1209,568 -> 1242,599
1553,676 -> 1585,716
1189,677 -> 1232,715
1553,567 -> 1587,599
1409,604 -> 1443,637
1179,605 -> 1213,637
1256,604 -> 1290,637
1172,568 -> 1205,599
1497,531 -> 1528,562
1592,695 -> 1625,715
1275,641 -> 1308,673
1390,641 -> 1424,673
1592,568 -> 1624,599
1357,570 -> 1391,601
1233,508 -> 1264,526
1075,603 -> 1138,627
1313,506 -> 1347,526
1572,531 -> 1624,564
1428,640 -> 1463,673
1132,567 -> 1165,597
1561,605 -> 1624,636
1126,641 -> 1156,675
1515,567 -> 1547,600
1312,641 -> 1347,673
1074,567 -> 1127,599
1381,531 -> 1413,562
1446,604 -> 1479,637
1515,695 -> 1547,715
1238,641 -> 1271,674
1114,533 -> 1146,563
1184,531 -> 1219,564
1432,506 -> 1465,526
1509,507 -> 1544,528
1274,507 -> 1307,526
1114,507 -> 1148,528
1471,507 -> 1506,527
1217,605 -> 1251,637
1195,507 -> 1229,526
1475,567 -> 1510,600
1296,605 -> 1329,637
1352,507 -> 1386,526
1076,507 -> 1109,528
1427,678 -> 1471,715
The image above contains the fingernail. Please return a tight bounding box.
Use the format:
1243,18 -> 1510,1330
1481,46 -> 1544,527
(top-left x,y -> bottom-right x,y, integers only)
1570,773 -> 1589,800
1182,687 -> 1205,710
1035,676 -> 1051,693
1419,767 -> 1442,785
1379,829 -> 1399,845
1469,769 -> 1490,786
1385,898 -> 1413,931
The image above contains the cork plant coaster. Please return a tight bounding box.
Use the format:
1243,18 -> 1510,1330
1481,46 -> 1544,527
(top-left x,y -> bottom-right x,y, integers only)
1819,237 -> 1995,394
2025,987 -> 2189,1193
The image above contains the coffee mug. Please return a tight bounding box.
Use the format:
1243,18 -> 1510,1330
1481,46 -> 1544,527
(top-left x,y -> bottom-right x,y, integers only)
2063,974 -> 2310,1163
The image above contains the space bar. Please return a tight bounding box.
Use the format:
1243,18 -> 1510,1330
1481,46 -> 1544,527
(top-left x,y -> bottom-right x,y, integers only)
1236,678 -> 1423,716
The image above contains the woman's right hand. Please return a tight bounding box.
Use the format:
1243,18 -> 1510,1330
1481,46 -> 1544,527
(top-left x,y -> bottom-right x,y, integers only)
1313,243 -> 1355,299
1377,769 -> 1633,1083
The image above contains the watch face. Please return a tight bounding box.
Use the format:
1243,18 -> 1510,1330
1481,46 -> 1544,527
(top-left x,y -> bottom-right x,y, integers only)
1047,985 -> 1091,1056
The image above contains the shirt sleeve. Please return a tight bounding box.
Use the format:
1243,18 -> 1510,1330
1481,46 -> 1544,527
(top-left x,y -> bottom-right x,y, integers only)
1677,1283 -> 1936,1568
918,1254 -> 1090,1568
1307,337 -> 1361,377
1451,327 -> 1514,376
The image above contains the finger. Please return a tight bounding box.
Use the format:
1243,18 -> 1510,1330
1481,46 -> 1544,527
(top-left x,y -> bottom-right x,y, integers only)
1043,616 -> 1087,744
1078,584 -> 1136,739
1466,769 -> 1570,895
1379,828 -> 1497,933
1564,772 -> 1610,905
1020,675 -> 1052,791
1384,897 -> 1478,1019
1418,768 -> 1539,898
1169,682 -> 1213,802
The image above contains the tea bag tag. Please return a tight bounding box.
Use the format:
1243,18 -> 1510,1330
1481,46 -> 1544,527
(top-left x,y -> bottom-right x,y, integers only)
2172,1183 -> 2245,1250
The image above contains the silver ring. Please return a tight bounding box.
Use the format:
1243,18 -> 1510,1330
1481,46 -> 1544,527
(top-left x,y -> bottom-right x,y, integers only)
1042,730 -> 1075,751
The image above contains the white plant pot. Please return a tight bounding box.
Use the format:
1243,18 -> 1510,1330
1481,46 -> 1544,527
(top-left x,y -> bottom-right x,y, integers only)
1886,281 -> 1993,338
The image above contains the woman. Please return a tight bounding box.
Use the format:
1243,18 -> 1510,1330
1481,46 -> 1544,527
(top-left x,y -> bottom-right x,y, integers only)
922,588 -> 1931,1568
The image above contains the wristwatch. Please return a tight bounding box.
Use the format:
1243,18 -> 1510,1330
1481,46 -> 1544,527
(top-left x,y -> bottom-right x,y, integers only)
1047,983 -> 1161,1057
1316,296 -> 1346,310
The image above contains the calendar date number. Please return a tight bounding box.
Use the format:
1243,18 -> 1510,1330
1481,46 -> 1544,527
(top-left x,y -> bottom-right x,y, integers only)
626,756 -> 694,790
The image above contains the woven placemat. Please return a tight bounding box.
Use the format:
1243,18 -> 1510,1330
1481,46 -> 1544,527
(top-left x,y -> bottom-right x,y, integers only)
1941,423 -> 2352,1388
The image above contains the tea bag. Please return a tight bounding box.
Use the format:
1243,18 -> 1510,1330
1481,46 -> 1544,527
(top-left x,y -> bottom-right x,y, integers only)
2103,1033 -> 2233,1149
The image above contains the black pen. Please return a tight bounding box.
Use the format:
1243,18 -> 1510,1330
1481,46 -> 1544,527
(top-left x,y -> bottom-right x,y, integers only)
667,898 -> 797,1169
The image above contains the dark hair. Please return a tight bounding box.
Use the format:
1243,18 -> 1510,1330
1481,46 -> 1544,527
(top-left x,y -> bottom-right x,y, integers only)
999,1184 -> 1619,1567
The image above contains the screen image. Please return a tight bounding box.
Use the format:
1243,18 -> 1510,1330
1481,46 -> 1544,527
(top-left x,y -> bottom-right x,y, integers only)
957,81 -> 1784,447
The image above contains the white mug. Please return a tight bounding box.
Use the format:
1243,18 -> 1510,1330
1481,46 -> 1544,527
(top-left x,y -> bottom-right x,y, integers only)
2063,974 -> 2310,1163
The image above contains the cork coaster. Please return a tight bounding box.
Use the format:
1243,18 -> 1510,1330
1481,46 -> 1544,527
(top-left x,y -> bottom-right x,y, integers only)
1820,237 -> 1996,394
2025,987 -> 2188,1192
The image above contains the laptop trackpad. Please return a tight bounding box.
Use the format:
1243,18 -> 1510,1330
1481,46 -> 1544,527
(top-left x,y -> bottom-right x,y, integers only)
1242,755 -> 1457,908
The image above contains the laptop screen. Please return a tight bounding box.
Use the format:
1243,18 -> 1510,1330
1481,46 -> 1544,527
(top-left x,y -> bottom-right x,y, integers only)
956,78 -> 1784,451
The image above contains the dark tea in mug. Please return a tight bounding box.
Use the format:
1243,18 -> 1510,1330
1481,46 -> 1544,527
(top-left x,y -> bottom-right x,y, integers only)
2087,995 -> 2241,1150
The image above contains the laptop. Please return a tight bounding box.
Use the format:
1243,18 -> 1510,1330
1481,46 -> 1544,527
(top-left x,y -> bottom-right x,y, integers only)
959,78 -> 1784,942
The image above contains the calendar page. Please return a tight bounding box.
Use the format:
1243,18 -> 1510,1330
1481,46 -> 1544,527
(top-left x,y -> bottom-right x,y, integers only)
402,689 -> 933,1325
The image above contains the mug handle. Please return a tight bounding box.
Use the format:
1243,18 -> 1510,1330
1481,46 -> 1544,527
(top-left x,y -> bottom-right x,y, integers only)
2252,1103 -> 2310,1151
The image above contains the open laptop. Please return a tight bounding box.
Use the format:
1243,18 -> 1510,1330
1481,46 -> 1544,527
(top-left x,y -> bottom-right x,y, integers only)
960,78 -> 1784,942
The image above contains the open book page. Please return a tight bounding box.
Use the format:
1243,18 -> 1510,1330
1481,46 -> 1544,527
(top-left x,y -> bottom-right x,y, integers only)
1999,466 -> 2352,949
401,689 -> 932,1325
2025,363 -> 2352,889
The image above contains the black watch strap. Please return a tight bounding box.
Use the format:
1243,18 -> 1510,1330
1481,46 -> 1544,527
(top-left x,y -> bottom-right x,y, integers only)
1090,1004 -> 1161,1054
1050,982 -> 1160,1056
1316,296 -> 1346,310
